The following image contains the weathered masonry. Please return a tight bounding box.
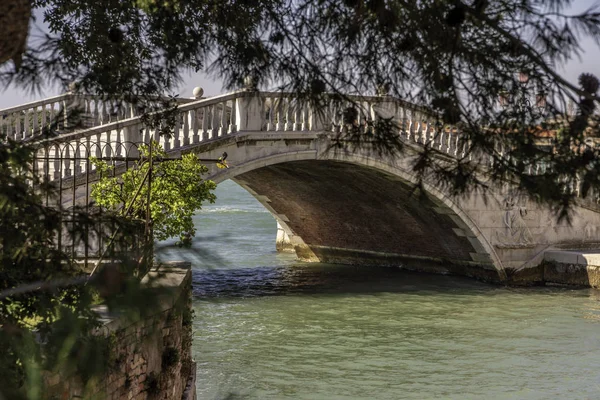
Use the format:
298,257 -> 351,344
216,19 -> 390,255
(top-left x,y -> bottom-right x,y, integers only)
3,89 -> 600,286
42,262 -> 196,399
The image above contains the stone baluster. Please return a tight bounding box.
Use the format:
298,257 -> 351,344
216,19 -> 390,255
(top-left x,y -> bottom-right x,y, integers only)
94,98 -> 100,124
294,101 -> 303,131
63,145 -> 72,177
182,110 -> 190,145
81,97 -> 88,117
360,101 -> 369,128
92,99 -> 100,127
414,116 -> 431,144
275,97 -> 285,131
201,107 -> 209,141
143,126 -> 150,144
419,117 -> 429,144
15,113 -> 22,140
300,102 -> 308,131
407,109 -> 415,141
285,98 -> 294,131
173,113 -> 182,148
29,107 -> 36,135
95,132 -> 102,158
74,139 -> 82,175
458,138 -> 467,159
38,105 -> 44,133
329,101 -> 337,133
453,129 -> 460,156
115,127 -> 123,156
164,125 -> 172,151
0,116 -> 5,141
407,110 -> 415,140
101,100 -> 109,125
105,129 -> 114,159
279,96 -> 286,131
53,144 -> 61,180
423,119 -> 432,145
50,102 -> 56,129
41,103 -> 47,132
24,110 -> 31,140
435,126 -> 444,151
85,136 -> 92,173
265,96 -> 274,131
41,147 -> 50,182
63,99 -> 69,130
443,128 -> 452,154
309,103 -> 323,131
400,107 -> 408,136
220,101 -> 228,136
230,98 -> 238,133
190,109 -> 198,144
211,104 -> 220,139
414,112 -> 422,143
368,102 -> 377,134
153,125 -> 161,147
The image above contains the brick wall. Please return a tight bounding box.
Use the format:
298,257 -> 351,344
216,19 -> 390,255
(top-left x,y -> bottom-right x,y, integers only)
43,262 -> 195,400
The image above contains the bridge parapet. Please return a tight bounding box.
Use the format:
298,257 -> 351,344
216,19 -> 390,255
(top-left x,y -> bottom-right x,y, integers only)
0,92 -> 194,142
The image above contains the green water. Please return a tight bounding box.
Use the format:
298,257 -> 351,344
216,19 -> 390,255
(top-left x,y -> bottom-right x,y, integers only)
157,180 -> 600,400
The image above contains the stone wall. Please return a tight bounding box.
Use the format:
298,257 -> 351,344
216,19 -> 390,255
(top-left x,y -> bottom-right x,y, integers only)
43,262 -> 196,400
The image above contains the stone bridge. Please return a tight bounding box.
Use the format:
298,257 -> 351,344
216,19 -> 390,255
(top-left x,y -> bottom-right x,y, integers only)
3,89 -> 600,285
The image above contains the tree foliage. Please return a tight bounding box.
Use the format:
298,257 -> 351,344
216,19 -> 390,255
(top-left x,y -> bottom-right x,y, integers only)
91,141 -> 216,245
0,134 -> 160,398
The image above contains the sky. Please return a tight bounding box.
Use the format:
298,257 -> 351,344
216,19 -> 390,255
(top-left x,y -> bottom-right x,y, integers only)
1,1 -> 599,109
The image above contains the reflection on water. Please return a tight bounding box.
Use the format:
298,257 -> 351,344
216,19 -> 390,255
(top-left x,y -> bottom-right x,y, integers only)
158,181 -> 600,400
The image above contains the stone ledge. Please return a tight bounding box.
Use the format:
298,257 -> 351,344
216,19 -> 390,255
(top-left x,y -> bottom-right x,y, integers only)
95,261 -> 192,333
306,245 -> 502,282
545,250 -> 600,267
542,250 -> 600,288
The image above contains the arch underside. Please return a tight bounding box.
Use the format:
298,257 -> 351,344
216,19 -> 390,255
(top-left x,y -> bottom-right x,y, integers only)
233,160 -> 502,282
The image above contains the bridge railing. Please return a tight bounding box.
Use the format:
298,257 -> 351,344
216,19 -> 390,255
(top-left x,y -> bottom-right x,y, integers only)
0,93 -> 194,142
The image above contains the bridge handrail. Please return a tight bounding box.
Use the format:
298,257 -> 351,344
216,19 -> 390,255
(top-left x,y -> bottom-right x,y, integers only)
256,91 -> 436,117
0,93 -> 75,115
32,91 -> 246,147
34,90 -> 433,146
0,93 -> 195,116
0,92 -> 199,143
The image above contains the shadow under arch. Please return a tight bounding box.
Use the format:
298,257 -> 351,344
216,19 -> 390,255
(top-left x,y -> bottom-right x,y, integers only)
207,150 -> 506,282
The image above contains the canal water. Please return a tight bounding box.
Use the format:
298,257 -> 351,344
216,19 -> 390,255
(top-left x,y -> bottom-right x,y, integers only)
157,180 -> 600,400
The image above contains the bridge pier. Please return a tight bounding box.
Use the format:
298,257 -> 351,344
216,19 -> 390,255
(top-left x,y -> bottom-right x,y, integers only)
275,221 -> 295,253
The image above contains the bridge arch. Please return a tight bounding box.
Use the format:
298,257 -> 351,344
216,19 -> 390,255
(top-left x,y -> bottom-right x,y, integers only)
208,150 -> 506,282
